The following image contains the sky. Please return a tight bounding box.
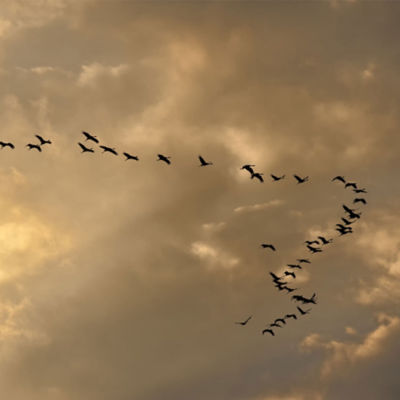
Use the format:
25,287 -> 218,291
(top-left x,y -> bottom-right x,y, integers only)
0,1 -> 399,399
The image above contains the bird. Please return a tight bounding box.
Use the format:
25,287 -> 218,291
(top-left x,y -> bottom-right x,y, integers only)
100,145 -> 118,155
345,182 -> 357,189
251,172 -> 264,183
283,271 -> 296,279
297,258 -> 311,264
270,322 -> 283,328
269,272 -> 283,282
261,244 -> 276,251
82,131 -> 99,143
297,306 -> 311,316
353,198 -> 367,205
241,164 -> 256,174
275,283 -> 290,291
318,236 -> 333,245
287,264 -> 302,269
78,142 -> 94,153
274,318 -> 286,325
341,217 -> 354,225
353,188 -> 367,194
303,293 -> 317,304
262,328 -> 274,336
35,134 -> 51,145
235,315 -> 252,326
307,245 -> 322,254
198,155 -> 213,166
285,314 -> 297,320
342,205 -> 362,220
0,141 -> 14,149
157,154 -> 171,164
271,174 -> 285,181
123,152 -> 139,161
332,176 -> 346,183
336,227 -> 353,236
26,143 -> 41,152
282,286 -> 297,293
293,174 -> 309,184
305,240 -> 319,245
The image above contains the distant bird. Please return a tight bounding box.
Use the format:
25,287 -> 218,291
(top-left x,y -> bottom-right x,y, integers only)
305,240 -> 319,245
318,236 -> 333,245
270,322 -> 283,328
269,272 -> 283,282
82,131 -> 99,143
285,314 -> 297,320
271,174 -> 285,181
336,227 -> 353,236
275,283 -> 289,291
274,318 -> 286,325
343,204 -> 362,219
307,245 -> 322,254
235,315 -> 252,326
293,174 -> 309,184
262,328 -> 274,336
251,172 -> 264,183
287,264 -> 302,269
0,141 -> 14,149
353,188 -> 367,194
26,143 -> 41,152
341,217 -> 354,226
35,135 -> 51,145
123,152 -> 139,161
198,155 -> 213,167
157,154 -> 171,164
332,176 -> 346,183
297,306 -> 311,316
78,142 -> 94,153
292,294 -> 316,304
353,198 -> 367,205
283,271 -> 296,279
241,164 -> 256,174
345,182 -> 357,189
297,258 -> 311,264
100,145 -> 118,155
261,244 -> 276,251
282,286 -> 297,293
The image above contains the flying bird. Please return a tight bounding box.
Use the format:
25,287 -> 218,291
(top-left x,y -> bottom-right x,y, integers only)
283,271 -> 296,279
262,328 -> 275,336
274,318 -> 286,325
345,182 -> 357,189
318,236 -> 333,245
26,143 -> 41,152
270,322 -> 283,328
307,245 -> 322,253
261,244 -> 276,251
297,306 -> 311,316
287,264 -> 302,269
285,314 -> 297,320
0,141 -> 14,149
100,145 -> 118,155
305,240 -> 319,245
235,315 -> 252,326
292,294 -> 316,304
353,188 -> 367,194
293,174 -> 309,184
341,217 -> 354,226
78,142 -> 94,153
332,176 -> 346,183
251,172 -> 264,183
241,164 -> 256,174
157,154 -> 171,164
353,198 -> 367,205
282,286 -> 297,293
198,155 -> 213,166
123,152 -> 139,161
35,135 -> 51,145
82,131 -> 99,143
297,258 -> 311,264
269,272 -> 283,282
271,174 -> 285,181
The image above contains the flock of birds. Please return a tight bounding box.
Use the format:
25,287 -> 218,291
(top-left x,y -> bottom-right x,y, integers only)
235,175 -> 368,337
2,132 -> 368,338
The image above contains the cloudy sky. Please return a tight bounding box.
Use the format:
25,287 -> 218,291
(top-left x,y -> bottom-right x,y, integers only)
0,1 -> 399,399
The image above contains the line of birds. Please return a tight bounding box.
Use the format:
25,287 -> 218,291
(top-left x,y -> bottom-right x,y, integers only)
241,164 -> 309,184
236,175 -> 368,337
0,135 -> 52,152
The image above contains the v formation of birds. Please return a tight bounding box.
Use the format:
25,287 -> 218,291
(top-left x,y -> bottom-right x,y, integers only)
2,133 -> 368,337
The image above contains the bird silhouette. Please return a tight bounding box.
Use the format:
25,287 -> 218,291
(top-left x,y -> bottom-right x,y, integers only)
343,205 -> 362,219
269,272 -> 283,282
285,314 -> 297,320
241,164 -> 255,174
341,217 -> 354,225
305,240 -> 319,245
26,143 -> 41,152
270,322 -> 283,328
251,172 -> 264,183
353,198 -> 367,205
282,286 -> 297,293
307,245 -> 322,254
293,174 -> 309,184
100,145 -> 118,155
274,318 -> 286,325
123,152 -> 139,161
261,243 -> 276,251
198,155 -> 213,166
271,174 -> 285,181
345,182 -> 357,189
235,315 -> 252,326
292,294 -> 317,304
353,188 -> 367,194
287,264 -> 302,269
262,328 -> 275,336
318,236 -> 333,245
78,142 -> 94,153
283,271 -> 296,279
157,154 -> 171,164
332,176 -> 346,183
0,141 -> 14,149
35,135 -> 51,145
297,258 -> 311,264
82,131 -> 99,143
297,306 -> 311,315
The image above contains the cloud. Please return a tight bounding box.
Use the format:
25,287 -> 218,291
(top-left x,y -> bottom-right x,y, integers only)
234,199 -> 284,214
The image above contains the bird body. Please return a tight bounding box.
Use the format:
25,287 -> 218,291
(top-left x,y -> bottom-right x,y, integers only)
123,152 -> 139,161
82,131 -> 99,143
78,142 -> 94,153
332,176 -> 346,183
287,264 -> 302,269
318,236 -> 333,245
100,145 -> 118,155
271,174 -> 285,181
241,164 -> 255,174
261,243 -> 276,251
157,154 -> 171,164
26,143 -> 41,152
297,258 -> 311,264
35,135 -> 51,145
293,174 -> 309,184
198,155 -> 213,166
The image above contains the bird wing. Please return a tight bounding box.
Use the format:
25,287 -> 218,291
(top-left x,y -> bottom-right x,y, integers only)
199,155 -> 206,164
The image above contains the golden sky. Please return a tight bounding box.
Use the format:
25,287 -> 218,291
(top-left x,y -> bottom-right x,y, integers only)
0,1 -> 400,399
